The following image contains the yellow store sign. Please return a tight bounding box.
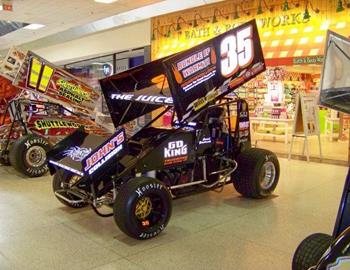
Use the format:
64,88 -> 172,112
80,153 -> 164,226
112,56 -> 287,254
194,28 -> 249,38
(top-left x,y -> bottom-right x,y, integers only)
151,0 -> 350,62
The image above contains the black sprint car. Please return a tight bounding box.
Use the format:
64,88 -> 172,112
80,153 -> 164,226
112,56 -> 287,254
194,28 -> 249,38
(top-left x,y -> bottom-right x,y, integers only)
47,20 -> 280,240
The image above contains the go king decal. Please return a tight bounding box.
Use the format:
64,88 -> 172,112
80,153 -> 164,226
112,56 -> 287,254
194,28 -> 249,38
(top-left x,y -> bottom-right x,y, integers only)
164,140 -> 187,158
220,25 -> 254,78
84,130 -> 125,175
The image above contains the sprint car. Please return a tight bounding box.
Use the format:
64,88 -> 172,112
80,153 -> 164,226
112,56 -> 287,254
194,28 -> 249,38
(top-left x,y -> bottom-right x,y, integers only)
47,20 -> 280,240
0,48 -> 109,177
293,31 -> 350,270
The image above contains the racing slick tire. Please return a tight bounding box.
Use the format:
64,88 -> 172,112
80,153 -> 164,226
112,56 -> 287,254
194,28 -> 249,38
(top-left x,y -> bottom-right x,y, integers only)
114,177 -> 172,240
292,233 -> 333,270
232,148 -> 279,199
52,170 -> 88,208
9,134 -> 50,177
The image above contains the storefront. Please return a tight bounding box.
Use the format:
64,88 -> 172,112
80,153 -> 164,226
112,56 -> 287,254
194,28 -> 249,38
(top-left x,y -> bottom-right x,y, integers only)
151,0 -> 350,164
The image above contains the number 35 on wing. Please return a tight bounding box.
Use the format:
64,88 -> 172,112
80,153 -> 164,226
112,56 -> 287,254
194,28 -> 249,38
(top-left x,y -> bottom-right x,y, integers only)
220,26 -> 254,78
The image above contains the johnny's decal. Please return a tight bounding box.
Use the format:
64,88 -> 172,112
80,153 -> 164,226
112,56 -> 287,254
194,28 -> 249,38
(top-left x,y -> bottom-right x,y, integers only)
34,119 -> 81,130
110,93 -> 173,105
83,130 -> 125,175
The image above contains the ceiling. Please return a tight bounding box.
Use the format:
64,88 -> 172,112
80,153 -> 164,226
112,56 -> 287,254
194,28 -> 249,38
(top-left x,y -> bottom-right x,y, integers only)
0,0 -> 224,53
0,0 -> 162,50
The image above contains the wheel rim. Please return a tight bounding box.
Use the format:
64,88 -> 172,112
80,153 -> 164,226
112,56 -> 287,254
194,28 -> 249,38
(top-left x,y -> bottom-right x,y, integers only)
135,197 -> 152,220
134,195 -> 165,228
25,146 -> 46,167
259,161 -> 276,190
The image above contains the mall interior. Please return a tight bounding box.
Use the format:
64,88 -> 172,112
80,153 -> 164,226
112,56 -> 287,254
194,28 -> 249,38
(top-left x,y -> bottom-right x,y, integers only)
1,0 -> 350,269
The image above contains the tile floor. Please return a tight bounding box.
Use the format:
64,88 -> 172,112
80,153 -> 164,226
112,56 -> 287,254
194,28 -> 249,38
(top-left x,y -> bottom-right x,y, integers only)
0,158 -> 347,270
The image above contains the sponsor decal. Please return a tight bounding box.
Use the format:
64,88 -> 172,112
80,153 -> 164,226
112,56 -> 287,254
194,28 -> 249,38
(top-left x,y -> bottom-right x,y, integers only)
56,79 -> 90,104
139,224 -> 165,239
34,119 -> 81,130
239,121 -> 250,130
26,165 -> 49,176
110,93 -> 173,105
239,102 -> 248,118
27,57 -> 54,93
49,160 -> 84,176
24,137 -> 49,149
171,46 -> 217,92
199,137 -> 212,145
135,183 -> 163,197
327,256 -> 350,269
164,140 -> 188,165
220,25 -> 254,78
63,146 -> 92,162
84,130 -> 125,175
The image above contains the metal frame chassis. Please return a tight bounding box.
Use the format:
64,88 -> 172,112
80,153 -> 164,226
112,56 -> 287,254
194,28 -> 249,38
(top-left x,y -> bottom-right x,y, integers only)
68,98 -> 246,201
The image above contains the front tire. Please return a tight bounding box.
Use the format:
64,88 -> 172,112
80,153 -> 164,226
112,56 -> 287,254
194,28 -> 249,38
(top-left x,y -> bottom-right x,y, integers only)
232,148 -> 280,198
9,134 -> 50,177
114,177 -> 172,240
292,233 -> 333,270
52,170 -> 87,208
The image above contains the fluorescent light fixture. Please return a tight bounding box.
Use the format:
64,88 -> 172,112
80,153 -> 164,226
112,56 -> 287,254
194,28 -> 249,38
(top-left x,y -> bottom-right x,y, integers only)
279,51 -> 289,57
284,39 -> 294,46
94,0 -> 118,3
304,26 -> 313,32
275,30 -> 284,35
315,36 -> 324,43
290,28 -> 298,34
299,37 -> 309,44
320,20 -> 331,31
336,22 -> 346,29
309,49 -> 319,56
0,5 -> 3,10
294,50 -> 303,57
271,40 -> 280,47
263,31 -> 271,37
24,24 -> 45,30
265,52 -> 274,59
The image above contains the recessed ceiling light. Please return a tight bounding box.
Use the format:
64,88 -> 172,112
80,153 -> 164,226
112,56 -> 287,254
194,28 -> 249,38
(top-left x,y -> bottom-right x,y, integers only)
94,0 -> 118,3
24,24 -> 45,30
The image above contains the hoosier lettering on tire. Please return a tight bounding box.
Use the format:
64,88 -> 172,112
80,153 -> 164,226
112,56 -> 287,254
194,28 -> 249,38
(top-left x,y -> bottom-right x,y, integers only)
113,177 -> 172,240
9,134 -> 50,177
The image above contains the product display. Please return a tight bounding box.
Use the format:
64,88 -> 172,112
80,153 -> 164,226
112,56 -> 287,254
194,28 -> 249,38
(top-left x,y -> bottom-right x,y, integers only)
47,20 -> 279,240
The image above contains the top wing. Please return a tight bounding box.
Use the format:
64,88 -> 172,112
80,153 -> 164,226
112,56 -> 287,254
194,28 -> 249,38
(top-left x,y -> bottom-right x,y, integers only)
13,51 -> 100,115
163,19 -> 265,121
100,19 -> 265,126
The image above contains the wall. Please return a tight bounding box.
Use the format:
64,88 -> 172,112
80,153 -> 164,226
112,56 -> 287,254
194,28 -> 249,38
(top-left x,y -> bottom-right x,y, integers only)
32,20 -> 151,65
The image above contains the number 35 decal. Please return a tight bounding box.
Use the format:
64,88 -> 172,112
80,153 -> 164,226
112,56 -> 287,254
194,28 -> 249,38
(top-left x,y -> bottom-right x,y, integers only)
220,26 -> 254,78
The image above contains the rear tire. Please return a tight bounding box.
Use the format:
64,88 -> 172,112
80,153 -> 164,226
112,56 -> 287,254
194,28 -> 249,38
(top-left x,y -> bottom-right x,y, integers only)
232,148 -> 279,198
292,233 -> 333,270
114,177 -> 172,240
9,134 -> 50,177
52,170 -> 87,208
